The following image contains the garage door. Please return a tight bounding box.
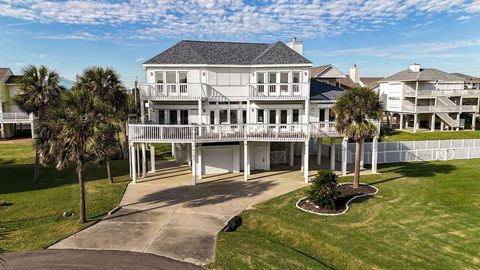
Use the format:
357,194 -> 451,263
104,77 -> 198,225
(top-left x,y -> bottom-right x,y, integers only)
203,147 -> 234,174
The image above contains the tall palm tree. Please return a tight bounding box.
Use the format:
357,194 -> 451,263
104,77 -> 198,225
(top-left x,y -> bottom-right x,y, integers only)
39,88 -> 115,223
15,65 -> 62,183
76,67 -> 128,183
333,87 -> 383,188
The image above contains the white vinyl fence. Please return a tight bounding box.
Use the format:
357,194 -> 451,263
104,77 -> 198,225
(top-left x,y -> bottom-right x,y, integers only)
344,139 -> 480,164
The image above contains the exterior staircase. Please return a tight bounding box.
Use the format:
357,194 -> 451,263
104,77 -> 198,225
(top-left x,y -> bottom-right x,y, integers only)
437,113 -> 459,128
437,96 -> 457,107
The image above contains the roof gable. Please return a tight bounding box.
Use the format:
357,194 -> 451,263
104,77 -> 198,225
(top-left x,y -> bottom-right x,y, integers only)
311,64 -> 345,78
382,68 -> 464,82
0,68 -> 12,82
144,40 -> 312,66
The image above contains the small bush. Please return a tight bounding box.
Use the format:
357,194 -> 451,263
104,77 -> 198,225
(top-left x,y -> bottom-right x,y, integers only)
306,170 -> 339,210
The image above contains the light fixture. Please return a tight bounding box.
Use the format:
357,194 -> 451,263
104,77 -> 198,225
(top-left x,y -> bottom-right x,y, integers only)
202,72 -> 206,76
150,72 -> 153,76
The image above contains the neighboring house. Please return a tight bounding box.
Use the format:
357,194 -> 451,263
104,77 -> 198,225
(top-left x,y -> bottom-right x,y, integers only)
128,39 -> 380,184
0,68 -> 33,139
311,64 -> 383,92
379,64 -> 480,132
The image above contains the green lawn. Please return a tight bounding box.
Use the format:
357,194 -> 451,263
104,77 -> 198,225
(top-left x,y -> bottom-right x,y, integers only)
153,143 -> 174,160
381,129 -> 480,142
0,141 -> 129,252
209,159 -> 480,270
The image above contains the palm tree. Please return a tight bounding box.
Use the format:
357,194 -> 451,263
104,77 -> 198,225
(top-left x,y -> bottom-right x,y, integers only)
15,65 -> 62,183
76,67 -> 127,183
333,87 -> 383,188
39,88 -> 115,223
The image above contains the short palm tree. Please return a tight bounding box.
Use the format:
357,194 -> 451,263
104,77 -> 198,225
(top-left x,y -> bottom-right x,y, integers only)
333,87 -> 382,188
15,65 -> 62,183
40,88 -> 115,223
76,67 -> 127,183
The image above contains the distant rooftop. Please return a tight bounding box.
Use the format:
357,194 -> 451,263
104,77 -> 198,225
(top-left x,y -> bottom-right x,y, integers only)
0,68 -> 10,81
143,40 -> 312,65
381,68 -> 464,82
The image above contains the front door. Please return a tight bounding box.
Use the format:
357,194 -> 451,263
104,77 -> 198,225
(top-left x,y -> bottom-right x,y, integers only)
254,146 -> 266,170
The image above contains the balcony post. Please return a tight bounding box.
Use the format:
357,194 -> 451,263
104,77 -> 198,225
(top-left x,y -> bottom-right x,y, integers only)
431,114 -> 436,131
301,142 -> 304,172
191,142 -> 196,185
304,141 -> 309,183
0,123 -> 4,139
140,98 -> 145,124
141,143 -> 147,178
456,113 -> 460,131
330,138 -> 335,171
317,138 -> 322,165
131,143 -> 137,184
198,100 -> 202,136
136,144 -> 141,179
289,142 -> 295,167
150,145 -> 156,173
413,114 -> 418,133
472,113 -> 477,130
198,143 -> 202,180
399,113 -> 404,130
244,141 -> 249,180
342,137 -> 348,176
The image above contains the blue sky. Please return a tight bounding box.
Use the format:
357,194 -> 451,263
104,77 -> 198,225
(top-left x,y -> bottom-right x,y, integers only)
1,0 -> 479,88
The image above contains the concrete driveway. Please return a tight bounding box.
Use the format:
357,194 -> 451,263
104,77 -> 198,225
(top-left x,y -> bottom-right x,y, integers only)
51,160 -> 307,265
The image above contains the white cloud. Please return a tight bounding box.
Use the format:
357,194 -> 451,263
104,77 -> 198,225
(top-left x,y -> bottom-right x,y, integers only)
135,57 -> 144,62
0,0 -> 478,40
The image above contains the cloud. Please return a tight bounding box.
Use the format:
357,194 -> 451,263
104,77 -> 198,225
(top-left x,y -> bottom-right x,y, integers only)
0,0 -> 478,40
323,39 -> 480,59
135,57 -> 144,62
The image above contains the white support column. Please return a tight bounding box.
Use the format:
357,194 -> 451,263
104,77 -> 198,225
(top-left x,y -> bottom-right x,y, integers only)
330,138 -> 335,171
131,144 -> 137,184
456,113 -> 460,131
198,100 -> 202,136
141,143 -> 147,178
440,121 -> 445,131
0,123 -> 4,139
399,113 -> 404,130
31,121 -> 35,138
304,141 -> 309,183
372,136 -> 379,173
341,137 -> 348,176
136,144 -> 140,179
198,144 -> 202,180
413,114 -> 418,133
304,100 -> 310,124
150,145 -> 156,173
389,113 -> 393,129
289,142 -> 295,167
360,139 -> 365,169
191,143 -> 196,185
317,138 -> 322,165
472,113 -> 477,130
244,141 -> 248,181
431,114 -> 436,132
172,142 -> 176,160
301,142 -> 305,172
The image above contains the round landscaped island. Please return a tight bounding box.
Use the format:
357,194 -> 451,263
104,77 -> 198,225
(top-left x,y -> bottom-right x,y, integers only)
296,183 -> 378,216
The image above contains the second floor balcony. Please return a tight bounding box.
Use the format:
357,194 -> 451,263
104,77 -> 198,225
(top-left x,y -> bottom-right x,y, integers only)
0,112 -> 32,123
139,83 -> 206,100
247,83 -> 309,100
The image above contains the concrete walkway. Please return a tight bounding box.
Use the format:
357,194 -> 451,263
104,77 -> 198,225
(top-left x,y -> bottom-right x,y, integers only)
51,161 -> 308,265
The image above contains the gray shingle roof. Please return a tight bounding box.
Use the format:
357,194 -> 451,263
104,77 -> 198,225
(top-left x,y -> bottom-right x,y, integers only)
5,75 -> 22,84
381,68 -> 464,82
143,40 -> 312,65
310,80 -> 345,101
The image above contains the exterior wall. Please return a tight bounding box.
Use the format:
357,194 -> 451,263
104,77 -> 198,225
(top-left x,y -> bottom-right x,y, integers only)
379,82 -> 403,112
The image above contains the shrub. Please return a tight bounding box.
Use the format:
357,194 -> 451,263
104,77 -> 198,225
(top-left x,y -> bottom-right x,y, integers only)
306,170 -> 339,210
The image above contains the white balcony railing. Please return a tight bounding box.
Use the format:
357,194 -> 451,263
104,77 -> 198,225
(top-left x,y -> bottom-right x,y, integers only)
403,88 -> 480,97
310,122 -> 341,137
0,112 -> 32,123
402,105 -> 479,113
139,83 -> 204,100
129,123 -> 317,143
248,83 -> 308,99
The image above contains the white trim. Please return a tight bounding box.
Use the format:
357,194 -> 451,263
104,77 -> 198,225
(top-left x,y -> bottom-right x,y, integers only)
295,183 -> 379,216
143,63 -> 313,69
312,65 -> 346,79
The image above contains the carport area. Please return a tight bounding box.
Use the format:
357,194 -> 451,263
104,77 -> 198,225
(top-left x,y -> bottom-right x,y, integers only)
51,160 -> 308,265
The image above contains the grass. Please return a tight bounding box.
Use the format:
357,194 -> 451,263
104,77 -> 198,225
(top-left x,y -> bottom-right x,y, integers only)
153,143 -> 174,160
381,129 -> 480,142
208,159 -> 480,270
0,141 -> 129,252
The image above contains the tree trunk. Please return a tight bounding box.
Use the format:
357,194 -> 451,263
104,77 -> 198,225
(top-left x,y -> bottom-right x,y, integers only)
77,161 -> 87,223
33,148 -> 40,183
353,140 -> 362,188
106,160 -> 113,184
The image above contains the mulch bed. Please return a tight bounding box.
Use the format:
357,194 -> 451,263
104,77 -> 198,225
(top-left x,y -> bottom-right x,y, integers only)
296,184 -> 378,216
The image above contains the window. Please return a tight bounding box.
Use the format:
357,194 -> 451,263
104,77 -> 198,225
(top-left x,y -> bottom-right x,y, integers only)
210,111 -> 215,124
269,110 -> 276,124
257,72 -> 265,84
269,72 -> 277,83
180,110 -> 188,124
155,71 -> 164,83
242,110 -> 247,124
257,109 -> 264,123
319,109 -> 325,122
166,71 -> 176,83
220,110 -> 228,123
178,72 -> 188,83
293,72 -> 300,83
293,109 -> 299,124
230,110 -> 238,124
158,110 -> 165,124
281,110 -> 287,124
280,72 -> 288,92
169,110 -> 177,124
